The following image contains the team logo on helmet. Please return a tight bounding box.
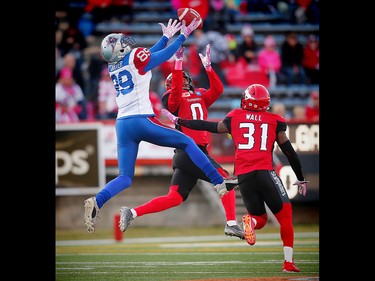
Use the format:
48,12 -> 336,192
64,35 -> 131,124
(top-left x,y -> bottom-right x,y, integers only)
108,36 -> 119,52
240,84 -> 270,111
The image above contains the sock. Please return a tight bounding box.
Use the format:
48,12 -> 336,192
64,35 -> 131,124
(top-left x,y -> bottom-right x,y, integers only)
131,209 -> 137,218
134,186 -> 183,217
274,203 -> 294,247
95,189 -> 111,209
221,189 -> 236,221
226,220 -> 237,226
284,246 -> 293,262
95,174 -> 132,208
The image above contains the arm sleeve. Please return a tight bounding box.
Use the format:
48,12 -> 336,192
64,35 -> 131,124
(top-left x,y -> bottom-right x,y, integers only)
148,36 -> 169,53
161,90 -> 170,109
178,119 -> 219,133
144,35 -> 186,71
278,140 -> 305,181
167,68 -> 183,112
203,68 -> 224,107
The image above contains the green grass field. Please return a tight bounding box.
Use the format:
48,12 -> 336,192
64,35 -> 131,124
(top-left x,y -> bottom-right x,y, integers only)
56,225 -> 319,281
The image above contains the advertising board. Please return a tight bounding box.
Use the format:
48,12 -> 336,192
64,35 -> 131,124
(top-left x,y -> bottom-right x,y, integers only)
56,123 -> 105,196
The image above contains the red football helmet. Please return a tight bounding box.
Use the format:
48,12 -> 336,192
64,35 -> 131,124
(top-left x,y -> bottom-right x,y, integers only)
165,71 -> 195,91
240,84 -> 270,111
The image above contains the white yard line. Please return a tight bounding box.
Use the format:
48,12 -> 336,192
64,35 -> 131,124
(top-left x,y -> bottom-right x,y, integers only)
56,232 -> 319,246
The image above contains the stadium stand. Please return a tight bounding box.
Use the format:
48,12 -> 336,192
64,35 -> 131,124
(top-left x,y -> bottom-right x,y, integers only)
56,0 -> 319,119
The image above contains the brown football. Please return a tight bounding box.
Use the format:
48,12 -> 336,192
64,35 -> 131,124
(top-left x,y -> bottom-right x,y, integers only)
177,8 -> 203,29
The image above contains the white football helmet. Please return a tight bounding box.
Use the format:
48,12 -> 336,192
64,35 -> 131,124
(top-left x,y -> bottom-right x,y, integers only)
100,33 -> 136,63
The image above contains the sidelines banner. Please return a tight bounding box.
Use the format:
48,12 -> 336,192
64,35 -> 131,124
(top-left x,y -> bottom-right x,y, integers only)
55,121 -> 318,201
56,123 -> 106,196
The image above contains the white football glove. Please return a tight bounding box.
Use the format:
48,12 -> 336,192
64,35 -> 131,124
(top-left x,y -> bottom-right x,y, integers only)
199,44 -> 212,69
213,181 -> 228,197
180,18 -> 199,39
159,19 -> 182,39
293,180 -> 309,196
161,108 -> 180,125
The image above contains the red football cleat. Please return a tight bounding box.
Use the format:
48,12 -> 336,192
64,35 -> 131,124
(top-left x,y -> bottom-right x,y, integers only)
242,214 -> 256,246
282,259 -> 301,272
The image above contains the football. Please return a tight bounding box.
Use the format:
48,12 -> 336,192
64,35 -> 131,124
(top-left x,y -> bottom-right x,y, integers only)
177,8 -> 203,29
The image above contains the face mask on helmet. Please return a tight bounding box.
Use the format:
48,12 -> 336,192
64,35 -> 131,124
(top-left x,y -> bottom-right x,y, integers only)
240,84 -> 270,111
165,71 -> 195,91
182,71 -> 194,91
100,33 -> 136,63
165,73 -> 173,90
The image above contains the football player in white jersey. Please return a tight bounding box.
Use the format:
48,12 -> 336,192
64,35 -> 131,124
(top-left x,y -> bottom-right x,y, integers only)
84,19 -> 236,234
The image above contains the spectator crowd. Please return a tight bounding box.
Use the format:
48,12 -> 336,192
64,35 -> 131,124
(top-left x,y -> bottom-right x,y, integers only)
56,0 -> 319,123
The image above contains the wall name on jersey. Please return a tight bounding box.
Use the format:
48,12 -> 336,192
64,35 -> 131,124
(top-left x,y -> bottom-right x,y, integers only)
246,113 -> 262,121
109,60 -> 124,72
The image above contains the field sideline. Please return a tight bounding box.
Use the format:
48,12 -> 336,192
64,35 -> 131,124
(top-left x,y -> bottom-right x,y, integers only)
56,225 -> 319,281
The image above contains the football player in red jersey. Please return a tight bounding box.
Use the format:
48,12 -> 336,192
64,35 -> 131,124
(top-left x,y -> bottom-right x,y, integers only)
162,84 -> 309,272
117,45 -> 243,239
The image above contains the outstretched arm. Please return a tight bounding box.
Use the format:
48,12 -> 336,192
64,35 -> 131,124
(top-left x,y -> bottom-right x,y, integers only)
166,47 -> 184,112
174,46 -> 184,70
161,109 -> 229,133
179,119 -> 220,133
150,19 -> 182,52
200,44 -> 224,107
144,19 -> 199,71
